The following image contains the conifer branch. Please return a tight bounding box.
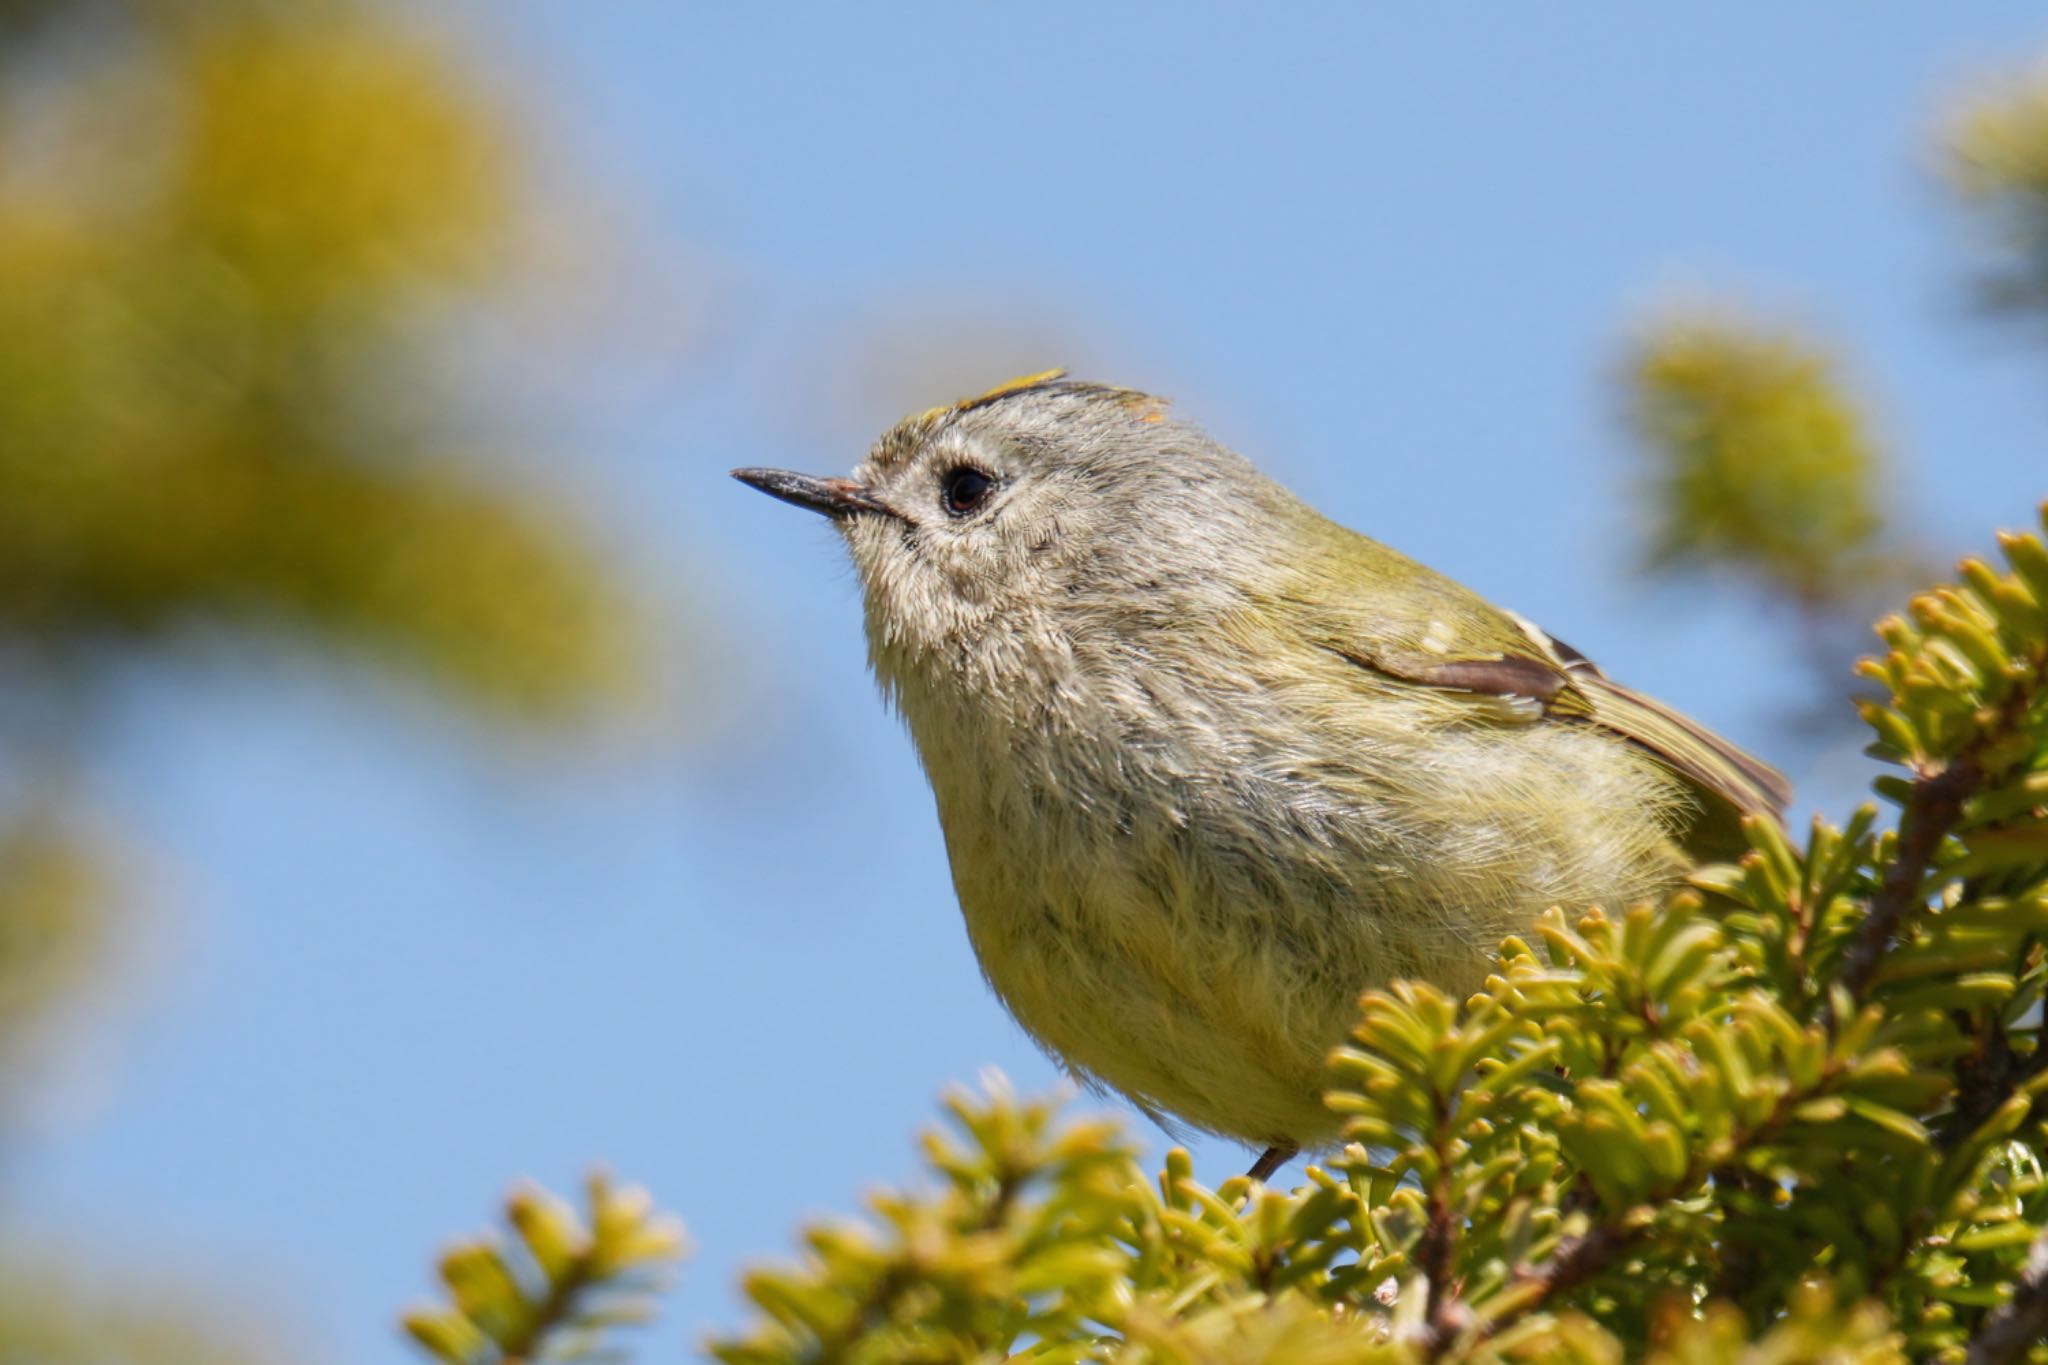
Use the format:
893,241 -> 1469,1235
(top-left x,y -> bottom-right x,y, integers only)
1835,526 -> 2048,1151
1416,1100 -> 1464,1355
1520,1223 -> 1641,1303
1837,752 -> 1985,1002
403,1173 -> 684,1365
1845,740 -> 2035,1022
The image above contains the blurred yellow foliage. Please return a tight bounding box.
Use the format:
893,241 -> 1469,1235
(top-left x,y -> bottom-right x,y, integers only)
0,1 -> 629,713
405,1171 -> 687,1364
0,1 -> 650,1351
171,9 -> 511,310
0,1255 -> 272,1365
0,812 -> 103,1077
1948,73 -> 2048,199
1624,316 -> 1886,607
1945,64 -> 2048,322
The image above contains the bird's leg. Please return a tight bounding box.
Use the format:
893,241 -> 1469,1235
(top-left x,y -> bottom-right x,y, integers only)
1245,1142 -> 1297,1183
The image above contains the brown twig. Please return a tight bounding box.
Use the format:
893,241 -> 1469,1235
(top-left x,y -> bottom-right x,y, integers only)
1417,1102 -> 1462,1357
1836,753 -> 1983,1003
1525,1223 -> 1641,1301
497,1253 -> 601,1365
1941,1011 -> 2034,1151
1840,616 -> 2045,1008
1441,1221 -> 1648,1355
1965,1226 -> 2048,1365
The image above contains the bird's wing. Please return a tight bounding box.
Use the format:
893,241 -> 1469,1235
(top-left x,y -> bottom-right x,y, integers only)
1506,615 -> 1792,822
1283,536 -> 1789,830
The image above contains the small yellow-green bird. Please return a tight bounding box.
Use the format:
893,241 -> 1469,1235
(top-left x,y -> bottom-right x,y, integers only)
734,371 -> 1788,1180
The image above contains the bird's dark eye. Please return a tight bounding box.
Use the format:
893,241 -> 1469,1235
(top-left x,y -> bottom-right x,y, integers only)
939,465 -> 995,516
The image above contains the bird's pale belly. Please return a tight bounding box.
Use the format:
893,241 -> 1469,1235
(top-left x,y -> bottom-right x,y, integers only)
939,789 -> 1509,1147
951,854 -> 1365,1145
929,714 -> 1683,1149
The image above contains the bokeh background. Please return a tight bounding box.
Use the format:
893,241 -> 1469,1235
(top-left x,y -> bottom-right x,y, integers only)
5,2 -> 2048,1360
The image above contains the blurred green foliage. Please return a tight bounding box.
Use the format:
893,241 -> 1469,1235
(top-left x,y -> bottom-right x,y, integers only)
0,812 -> 103,1081
1947,69 -> 2048,327
1623,315 -> 1889,611
0,0 -> 639,1096
0,1258 -> 272,1365
0,0 -> 627,711
0,0 -> 643,1360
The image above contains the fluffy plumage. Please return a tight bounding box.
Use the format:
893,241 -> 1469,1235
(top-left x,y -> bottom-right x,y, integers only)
742,373 -> 1787,1154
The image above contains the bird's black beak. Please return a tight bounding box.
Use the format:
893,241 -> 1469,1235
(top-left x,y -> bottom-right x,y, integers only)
731,467 -> 893,520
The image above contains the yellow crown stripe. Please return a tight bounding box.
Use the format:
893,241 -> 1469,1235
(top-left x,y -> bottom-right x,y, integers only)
915,368 -> 1070,423
961,368 -> 1068,406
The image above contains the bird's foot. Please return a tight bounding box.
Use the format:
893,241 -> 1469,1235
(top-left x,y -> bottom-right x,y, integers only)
1245,1142 -> 1298,1183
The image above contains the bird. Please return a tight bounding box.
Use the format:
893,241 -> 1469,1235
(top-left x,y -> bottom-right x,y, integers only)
734,370 -> 1788,1181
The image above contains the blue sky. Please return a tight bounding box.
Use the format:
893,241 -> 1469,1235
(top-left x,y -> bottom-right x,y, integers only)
17,6 -> 2048,1360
